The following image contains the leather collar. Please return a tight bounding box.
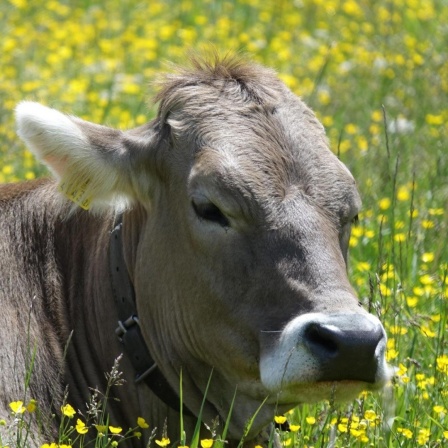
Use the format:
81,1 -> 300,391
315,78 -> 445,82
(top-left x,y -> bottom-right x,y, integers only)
109,215 -> 193,416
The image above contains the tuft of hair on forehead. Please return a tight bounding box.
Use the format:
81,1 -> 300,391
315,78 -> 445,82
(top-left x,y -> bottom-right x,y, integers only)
153,51 -> 284,118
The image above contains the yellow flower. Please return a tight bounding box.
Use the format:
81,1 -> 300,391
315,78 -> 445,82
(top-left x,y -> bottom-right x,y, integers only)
420,326 -> 436,338
425,114 -> 443,125
421,252 -> 434,263
2,165 -> 14,175
417,428 -> 430,445
41,444 -> 58,448
369,123 -> 381,135
433,405 -> 446,413
137,417 -> 149,429
436,355 -> 448,373
76,419 -> 89,435
95,424 -> 108,433
9,401 -> 26,414
156,438 -> 171,447
26,399 -> 37,413
109,426 -> 122,434
378,198 -> 391,210
200,439 -> 214,448
364,229 -> 375,238
305,416 -> 316,424
413,286 -> 425,296
379,283 -> 392,297
289,424 -> 300,432
386,348 -> 398,361
274,415 -> 287,424
350,428 -> 364,437
61,404 -> 76,418
428,208 -> 444,215
364,410 -> 377,421
389,325 -> 408,335
397,427 -> 413,439
342,0 -> 363,16
344,123 -> 358,134
371,110 -> 383,122
397,363 -> 407,376
358,434 -> 369,443
349,236 -> 358,247
356,262 -> 371,272
396,186 -> 410,201
420,274 -> 434,285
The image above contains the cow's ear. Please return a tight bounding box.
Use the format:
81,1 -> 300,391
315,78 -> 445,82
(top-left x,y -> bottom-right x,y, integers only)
16,101 -> 159,211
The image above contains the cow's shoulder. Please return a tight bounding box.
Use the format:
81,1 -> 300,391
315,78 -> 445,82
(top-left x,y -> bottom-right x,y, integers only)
0,177 -> 53,204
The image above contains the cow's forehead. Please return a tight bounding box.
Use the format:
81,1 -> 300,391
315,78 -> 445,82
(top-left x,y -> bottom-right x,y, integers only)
156,57 -> 360,220
188,102 -> 361,224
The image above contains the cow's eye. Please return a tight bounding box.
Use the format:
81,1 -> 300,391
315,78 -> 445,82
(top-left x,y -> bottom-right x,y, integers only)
192,199 -> 230,228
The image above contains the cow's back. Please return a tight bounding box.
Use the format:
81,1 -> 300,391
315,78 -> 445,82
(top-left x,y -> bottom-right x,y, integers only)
0,179 -> 65,441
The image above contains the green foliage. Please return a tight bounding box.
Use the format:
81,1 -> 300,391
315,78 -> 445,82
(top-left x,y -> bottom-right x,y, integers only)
1,0 -> 447,446
0,356 -> 156,448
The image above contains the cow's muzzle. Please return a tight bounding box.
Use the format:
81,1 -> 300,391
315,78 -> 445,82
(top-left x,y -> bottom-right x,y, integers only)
259,312 -> 391,402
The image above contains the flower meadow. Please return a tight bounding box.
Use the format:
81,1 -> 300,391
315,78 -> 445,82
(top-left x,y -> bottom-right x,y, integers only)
0,0 -> 447,447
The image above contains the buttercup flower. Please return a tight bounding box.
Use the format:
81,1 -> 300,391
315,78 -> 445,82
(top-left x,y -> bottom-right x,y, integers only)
76,419 -> 88,434
156,437 -> 171,447
9,401 -> 25,414
137,416 -> 149,428
61,404 -> 76,418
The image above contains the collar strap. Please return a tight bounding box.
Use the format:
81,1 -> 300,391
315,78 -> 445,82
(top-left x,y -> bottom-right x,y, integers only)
109,216 -> 193,416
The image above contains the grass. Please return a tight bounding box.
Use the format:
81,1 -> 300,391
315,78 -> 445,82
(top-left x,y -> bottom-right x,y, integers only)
1,0 -> 447,446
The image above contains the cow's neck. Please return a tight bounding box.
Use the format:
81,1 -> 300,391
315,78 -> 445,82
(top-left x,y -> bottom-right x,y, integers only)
111,213 -> 194,416
53,206 -> 193,444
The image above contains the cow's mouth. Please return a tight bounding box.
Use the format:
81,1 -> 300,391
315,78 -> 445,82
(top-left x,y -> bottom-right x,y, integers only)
270,379 -> 388,407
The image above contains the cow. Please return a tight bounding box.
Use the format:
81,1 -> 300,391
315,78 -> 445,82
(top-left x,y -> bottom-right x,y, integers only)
0,54 -> 391,447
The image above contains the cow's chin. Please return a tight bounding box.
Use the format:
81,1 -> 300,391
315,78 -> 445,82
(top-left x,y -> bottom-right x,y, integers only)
269,380 -> 377,406
220,380 -> 386,442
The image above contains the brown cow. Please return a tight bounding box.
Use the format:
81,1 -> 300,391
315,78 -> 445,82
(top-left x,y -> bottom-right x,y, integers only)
0,54 -> 391,447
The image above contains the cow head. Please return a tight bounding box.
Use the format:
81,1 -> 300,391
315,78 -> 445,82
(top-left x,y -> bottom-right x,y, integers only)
16,55 -> 391,439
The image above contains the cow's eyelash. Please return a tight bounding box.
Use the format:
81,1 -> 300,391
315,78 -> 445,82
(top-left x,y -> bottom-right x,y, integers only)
192,200 -> 230,228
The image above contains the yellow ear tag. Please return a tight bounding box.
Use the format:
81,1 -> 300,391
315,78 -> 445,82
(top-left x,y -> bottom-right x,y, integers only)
59,179 -> 92,210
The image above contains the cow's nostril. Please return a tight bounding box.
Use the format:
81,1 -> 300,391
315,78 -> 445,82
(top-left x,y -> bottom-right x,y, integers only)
304,324 -> 339,357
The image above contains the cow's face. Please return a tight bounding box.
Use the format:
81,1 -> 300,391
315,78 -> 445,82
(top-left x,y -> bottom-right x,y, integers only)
16,56 -> 391,439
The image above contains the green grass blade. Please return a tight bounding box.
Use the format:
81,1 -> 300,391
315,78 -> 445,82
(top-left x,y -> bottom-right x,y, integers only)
214,386 -> 237,448
190,368 -> 214,448
237,396 -> 268,448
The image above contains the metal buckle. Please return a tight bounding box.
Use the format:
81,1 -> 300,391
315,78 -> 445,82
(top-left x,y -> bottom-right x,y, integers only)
115,315 -> 140,342
135,363 -> 158,383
